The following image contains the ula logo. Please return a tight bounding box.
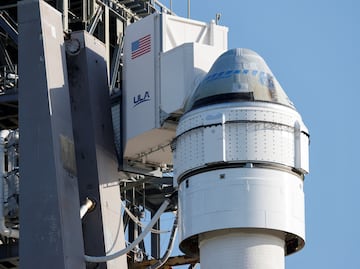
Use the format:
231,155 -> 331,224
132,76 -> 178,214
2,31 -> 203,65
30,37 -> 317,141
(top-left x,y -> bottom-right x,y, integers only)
133,91 -> 151,107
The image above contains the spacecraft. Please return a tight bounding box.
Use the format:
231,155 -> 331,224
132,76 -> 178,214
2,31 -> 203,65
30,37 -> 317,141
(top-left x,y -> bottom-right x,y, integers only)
173,48 -> 310,269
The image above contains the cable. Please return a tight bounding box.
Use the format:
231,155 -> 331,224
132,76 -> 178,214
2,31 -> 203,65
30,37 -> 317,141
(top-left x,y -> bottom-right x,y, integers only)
80,197 -> 95,219
147,211 -> 178,269
121,201 -> 170,234
84,199 -> 170,263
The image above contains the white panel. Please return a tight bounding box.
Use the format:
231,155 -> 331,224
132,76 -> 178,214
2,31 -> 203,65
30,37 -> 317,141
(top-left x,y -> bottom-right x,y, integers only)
162,14 -> 228,52
294,121 -> 310,174
173,128 -> 204,180
300,133 -> 310,173
123,14 -> 157,141
204,125 -> 225,163
160,44 -> 192,115
209,20 -> 228,49
123,128 -> 174,164
202,111 -> 225,164
160,43 -> 225,116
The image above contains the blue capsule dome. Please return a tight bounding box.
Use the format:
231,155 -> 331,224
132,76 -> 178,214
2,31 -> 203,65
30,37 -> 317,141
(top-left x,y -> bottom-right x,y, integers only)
184,48 -> 294,112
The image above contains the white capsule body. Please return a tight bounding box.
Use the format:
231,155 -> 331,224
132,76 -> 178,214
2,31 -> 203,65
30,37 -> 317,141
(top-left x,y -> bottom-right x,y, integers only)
175,102 -> 309,179
174,102 -> 309,268
173,48 -> 310,268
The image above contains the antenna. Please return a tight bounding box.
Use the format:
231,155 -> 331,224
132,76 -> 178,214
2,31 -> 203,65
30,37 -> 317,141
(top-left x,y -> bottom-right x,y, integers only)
187,0 -> 191,18
215,13 -> 221,24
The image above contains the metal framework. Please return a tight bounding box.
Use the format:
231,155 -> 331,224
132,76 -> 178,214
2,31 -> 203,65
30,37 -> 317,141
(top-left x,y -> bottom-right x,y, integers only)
0,0 -> 182,268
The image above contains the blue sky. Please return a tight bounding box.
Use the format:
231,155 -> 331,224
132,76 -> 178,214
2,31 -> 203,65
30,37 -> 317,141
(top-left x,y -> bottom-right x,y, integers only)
157,0 -> 359,268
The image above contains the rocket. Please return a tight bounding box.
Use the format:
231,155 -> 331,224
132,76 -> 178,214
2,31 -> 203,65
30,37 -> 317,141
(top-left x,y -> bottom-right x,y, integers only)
173,48 -> 310,269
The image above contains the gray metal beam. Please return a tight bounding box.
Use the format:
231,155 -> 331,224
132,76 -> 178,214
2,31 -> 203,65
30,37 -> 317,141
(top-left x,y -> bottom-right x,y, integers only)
66,31 -> 128,269
151,218 -> 160,259
0,12 -> 18,44
18,1 -> 85,268
0,243 -> 18,262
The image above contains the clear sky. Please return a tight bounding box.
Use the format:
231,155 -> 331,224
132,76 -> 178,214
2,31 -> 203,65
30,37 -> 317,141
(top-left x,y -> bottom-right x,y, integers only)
156,0 -> 359,268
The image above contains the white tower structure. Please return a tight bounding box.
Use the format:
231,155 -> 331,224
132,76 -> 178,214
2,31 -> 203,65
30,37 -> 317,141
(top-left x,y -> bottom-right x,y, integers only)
173,48 -> 310,269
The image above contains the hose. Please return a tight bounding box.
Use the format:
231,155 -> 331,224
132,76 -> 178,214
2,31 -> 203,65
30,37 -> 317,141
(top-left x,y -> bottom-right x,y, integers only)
121,201 -> 170,234
84,199 -> 170,263
147,211 -> 178,269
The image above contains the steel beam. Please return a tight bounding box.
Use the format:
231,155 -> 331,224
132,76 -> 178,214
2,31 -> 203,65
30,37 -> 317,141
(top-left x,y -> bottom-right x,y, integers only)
131,255 -> 199,269
18,1 -> 85,268
150,217 -> 160,259
66,30 -> 128,269
0,12 -> 18,44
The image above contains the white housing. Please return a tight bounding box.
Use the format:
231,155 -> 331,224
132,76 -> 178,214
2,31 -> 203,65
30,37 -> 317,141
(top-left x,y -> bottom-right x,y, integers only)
121,13 -> 227,172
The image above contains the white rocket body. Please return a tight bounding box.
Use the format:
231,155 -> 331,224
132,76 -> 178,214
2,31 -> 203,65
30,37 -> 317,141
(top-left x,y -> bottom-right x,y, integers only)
173,48 -> 309,269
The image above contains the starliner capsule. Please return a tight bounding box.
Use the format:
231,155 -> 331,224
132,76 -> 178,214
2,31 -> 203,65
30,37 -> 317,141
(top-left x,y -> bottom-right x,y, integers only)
173,48 -> 310,269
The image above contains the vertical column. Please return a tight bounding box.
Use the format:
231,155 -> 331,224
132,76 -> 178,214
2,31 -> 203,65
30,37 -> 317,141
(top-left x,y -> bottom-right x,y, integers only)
66,31 -> 128,269
18,1 -> 85,269
104,1 -> 110,83
63,0 -> 69,32
151,216 -> 161,259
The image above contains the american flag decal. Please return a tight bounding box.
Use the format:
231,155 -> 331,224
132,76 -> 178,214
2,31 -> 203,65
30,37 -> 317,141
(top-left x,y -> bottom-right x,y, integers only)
131,34 -> 151,59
